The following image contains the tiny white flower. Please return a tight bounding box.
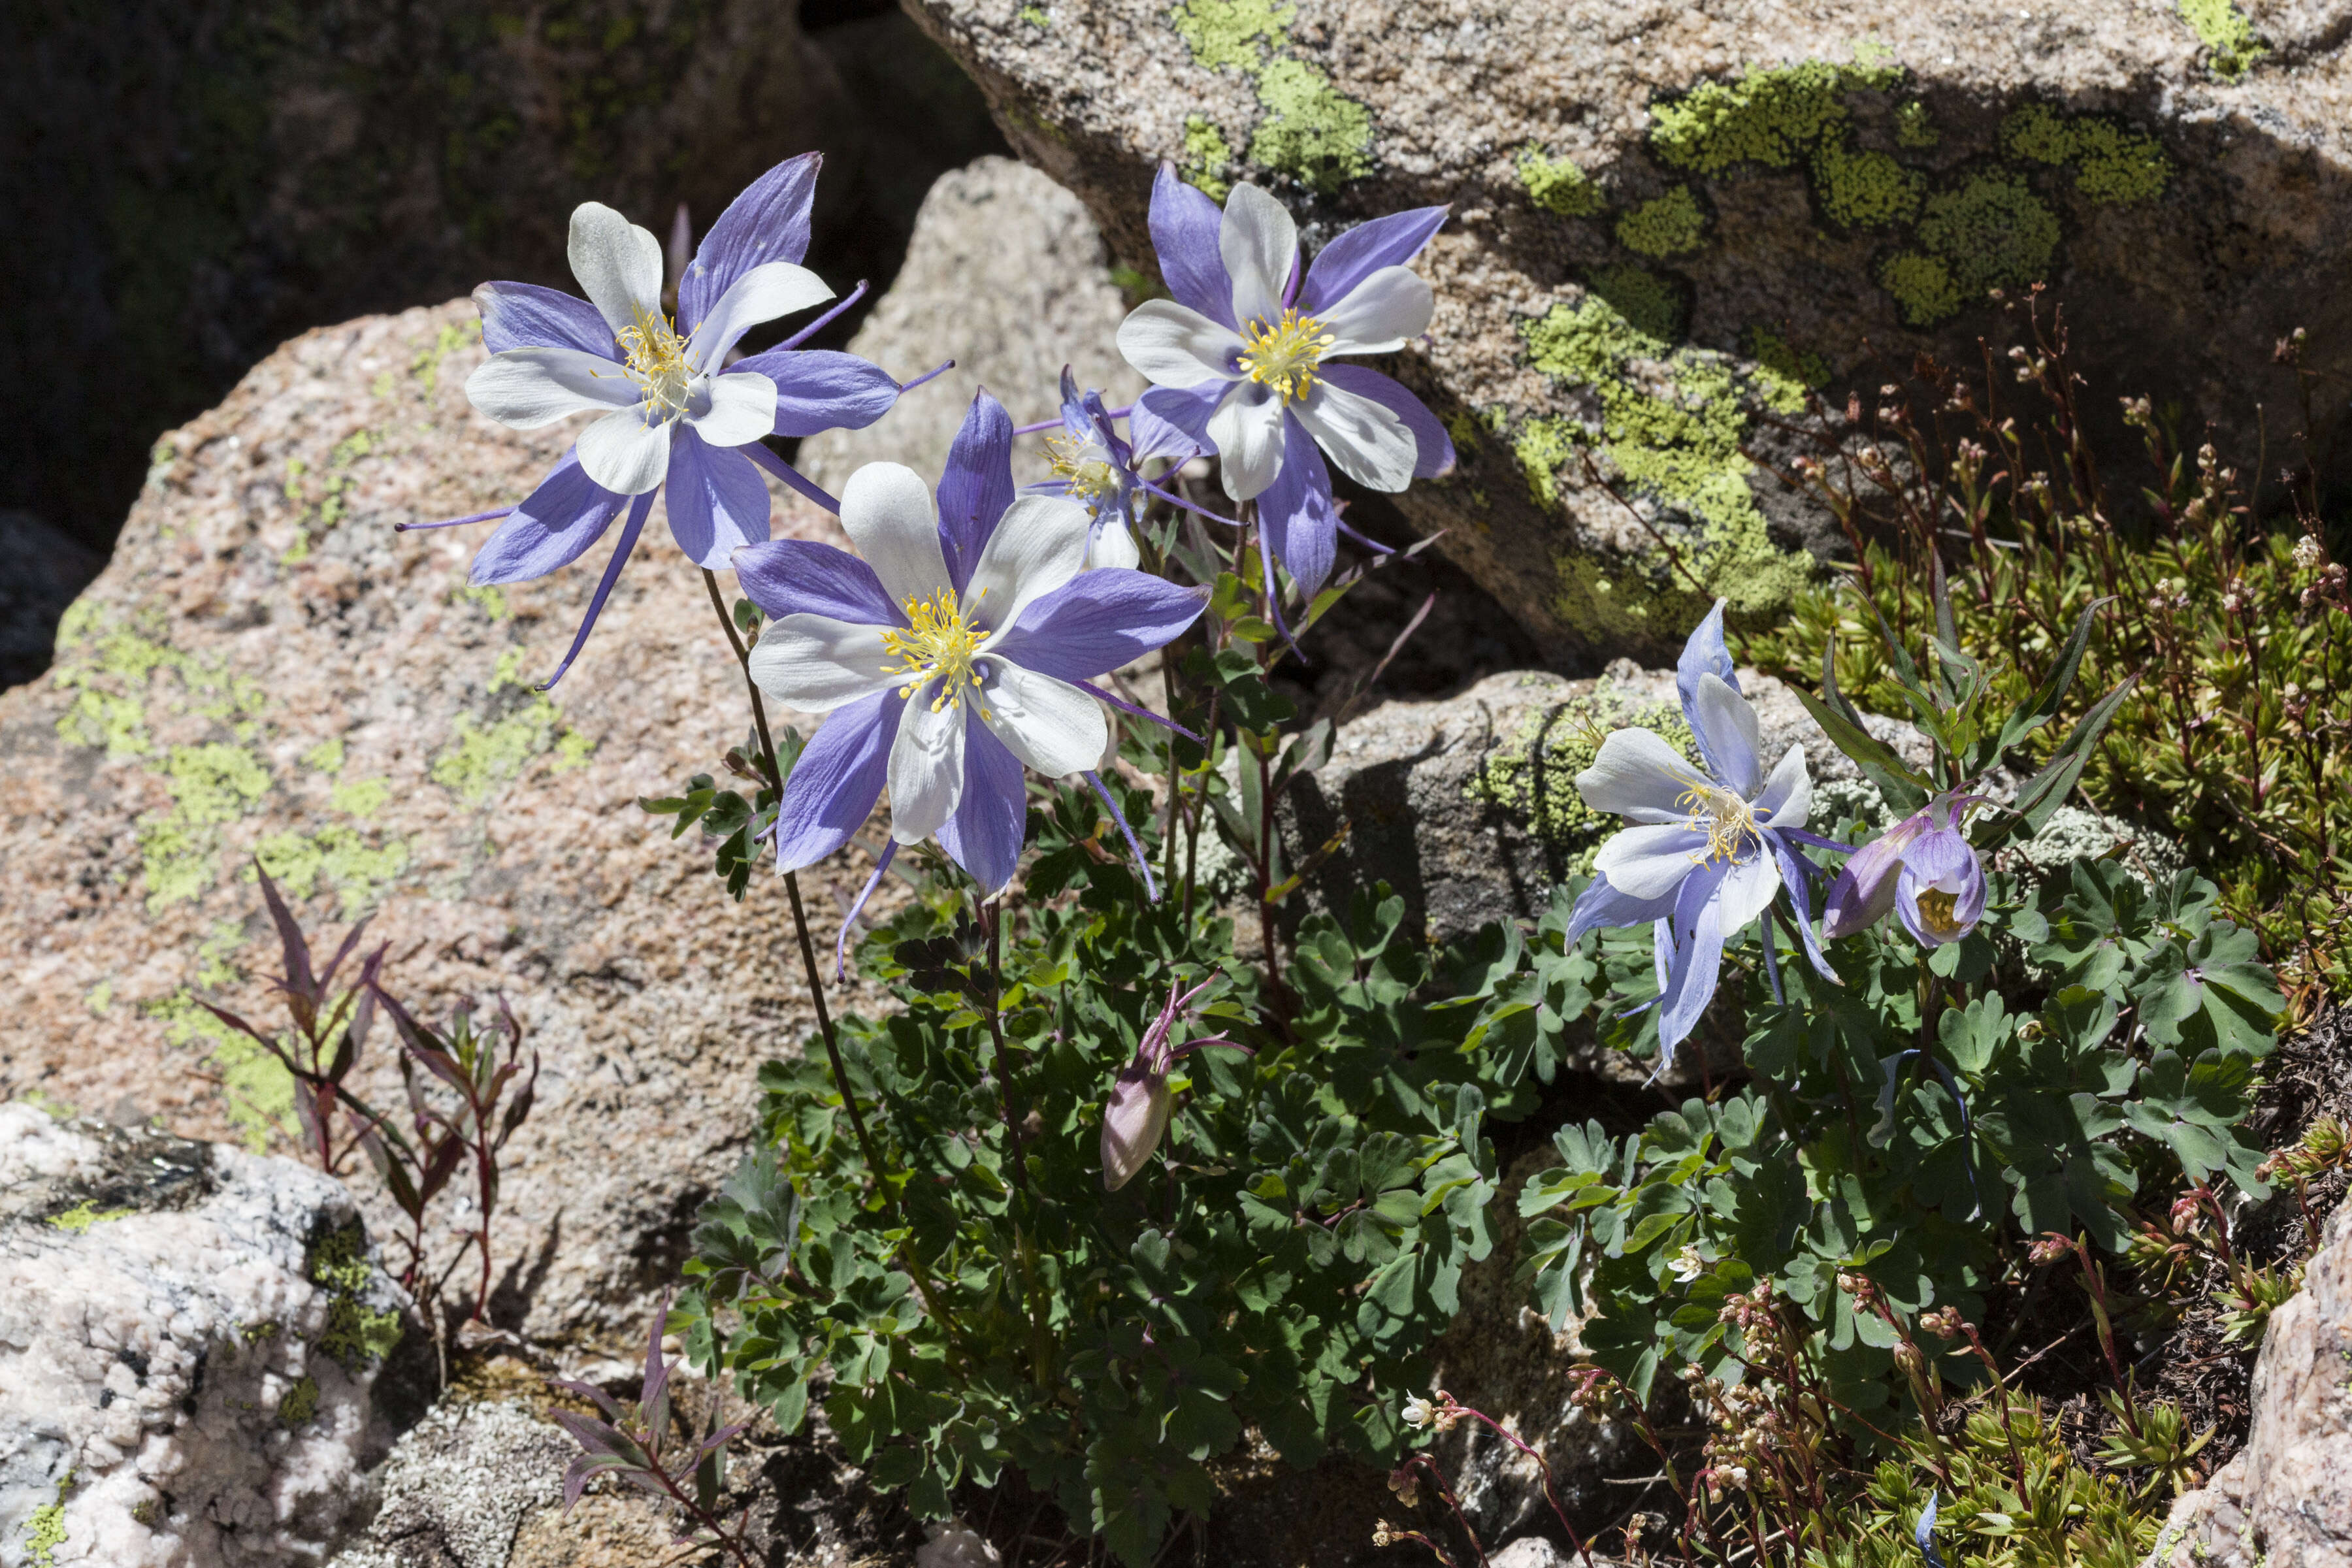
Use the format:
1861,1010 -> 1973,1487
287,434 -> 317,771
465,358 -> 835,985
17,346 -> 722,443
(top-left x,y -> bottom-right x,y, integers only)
1669,1245 -> 1707,1284
1401,1394 -> 1435,1428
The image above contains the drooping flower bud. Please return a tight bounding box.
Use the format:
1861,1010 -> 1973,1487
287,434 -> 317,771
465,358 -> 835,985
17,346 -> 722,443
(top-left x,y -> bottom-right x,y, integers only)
1099,977 -> 1250,1191
1823,793 -> 1986,948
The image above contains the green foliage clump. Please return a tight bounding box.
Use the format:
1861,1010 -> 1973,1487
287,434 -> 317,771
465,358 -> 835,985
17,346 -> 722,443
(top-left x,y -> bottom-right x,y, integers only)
1519,149 -> 1603,217
1464,693 -> 1695,873
1617,186 -> 1708,256
2177,0 -> 2270,80
1812,144 -> 1922,229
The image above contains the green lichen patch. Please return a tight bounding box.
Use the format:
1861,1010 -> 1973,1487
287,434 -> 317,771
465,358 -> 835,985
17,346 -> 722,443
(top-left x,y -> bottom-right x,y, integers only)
277,1375 -> 320,1427
1587,265 -> 1685,343
1466,692 -> 1698,869
1894,99 -> 1939,148
328,775 -> 391,817
431,649 -> 593,805
410,319 -> 480,399
1248,59 -> 1373,193
251,825 -> 410,915
51,603 -> 269,762
2178,0 -> 2269,80
1183,115 -> 1235,201
1812,143 -> 1921,229
1648,56 -> 1903,176
47,1200 -> 135,1234
139,743 -> 273,910
2002,105 -> 2170,205
1171,0 -> 1292,71
280,429 -> 380,565
1018,2 -> 1050,25
1746,328 -> 1829,397
1917,172 -> 2060,297
25,1473 -> 71,1568
452,584 -> 510,622
1881,250 -> 1962,326
1520,149 -> 1605,218
1616,186 -> 1707,257
310,1222 -> 402,1370
304,737 -> 347,775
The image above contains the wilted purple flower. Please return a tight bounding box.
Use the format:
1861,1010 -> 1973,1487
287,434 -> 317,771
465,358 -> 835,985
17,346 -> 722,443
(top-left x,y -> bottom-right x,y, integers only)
1022,367 -> 1211,570
1564,601 -> 1838,1060
1821,794 -> 1987,948
1115,167 -> 1455,595
736,392 -> 1205,928
1102,978 -> 1249,1191
435,155 -> 907,686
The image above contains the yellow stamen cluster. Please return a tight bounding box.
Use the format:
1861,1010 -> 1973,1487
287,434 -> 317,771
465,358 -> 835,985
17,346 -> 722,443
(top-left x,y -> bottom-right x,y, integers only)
614,304 -> 694,420
1043,433 -> 1118,503
1237,308 -> 1335,403
1914,887 -> 1962,936
878,587 -> 994,717
1678,781 -> 1761,866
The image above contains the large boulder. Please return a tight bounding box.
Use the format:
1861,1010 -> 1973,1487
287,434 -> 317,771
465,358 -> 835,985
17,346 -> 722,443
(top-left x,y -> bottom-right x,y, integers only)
0,1103 -> 409,1567
2148,1192 -> 2352,1568
0,295 -> 896,1347
901,0 -> 2352,662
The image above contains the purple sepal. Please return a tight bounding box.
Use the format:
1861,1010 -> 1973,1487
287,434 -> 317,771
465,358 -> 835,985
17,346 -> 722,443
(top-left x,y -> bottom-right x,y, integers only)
1149,163 -> 1237,330
662,429 -> 772,568
1318,364 -> 1455,479
732,539 -> 899,626
936,715 -> 1026,893
679,152 -> 821,331
1564,869 -> 1679,946
474,282 -> 616,358
773,689 -> 902,874
1657,860 -> 1731,1052
469,448 -> 628,585
1767,832 -> 1842,983
1822,825 -> 1913,939
1299,205 -> 1448,317
536,492 -> 653,693
1676,598 -> 1744,785
729,348 -> 901,437
992,572 -> 1208,681
937,391 -> 1016,592
834,840 -> 898,980
1133,384 -> 1221,461
1257,416 -> 1338,597
1085,770 -> 1159,902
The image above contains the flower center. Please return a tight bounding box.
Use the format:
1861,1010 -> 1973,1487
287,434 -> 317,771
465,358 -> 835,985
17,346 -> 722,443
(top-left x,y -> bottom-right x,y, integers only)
1914,888 -> 1962,938
1237,308 -> 1335,403
878,588 -> 994,715
1044,433 -> 1118,503
1678,782 -> 1761,864
615,304 -> 695,421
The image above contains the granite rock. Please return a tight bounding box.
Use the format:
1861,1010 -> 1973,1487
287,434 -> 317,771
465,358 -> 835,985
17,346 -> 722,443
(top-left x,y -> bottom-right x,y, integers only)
0,1102 -> 406,1568
324,1400 -> 572,1568
903,0 -> 2352,662
2148,1191 -> 2352,1568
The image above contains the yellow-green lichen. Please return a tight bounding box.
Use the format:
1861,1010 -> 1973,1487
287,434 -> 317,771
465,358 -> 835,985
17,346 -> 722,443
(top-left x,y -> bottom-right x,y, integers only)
1894,99 -> 1938,148
1648,56 -> 1903,176
250,825 -> 410,915
311,1222 -> 402,1369
1171,0 -> 1291,71
2178,0 -> 2268,79
1467,694 -> 1697,866
327,776 -> 391,817
48,1200 -> 135,1234
452,584 -> 510,621
1587,265 -> 1684,342
2002,105 -> 2170,206
1169,0 -> 1373,194
1517,289 -> 1818,638
154,991 -> 294,1152
410,320 -> 479,399
51,603 -> 269,762
139,743 -> 272,910
1520,150 -> 1605,218
25,1473 -> 71,1568
280,429 -> 380,564
1880,250 -> 1962,326
430,649 -> 593,805
1746,328 -> 1829,397
1616,186 -> 1707,257
1018,2 -> 1049,25
84,981 -> 113,1016
305,737 -> 347,774
277,1375 -> 320,1427
1812,143 -> 1921,229
1916,172 -> 2060,299
1183,114 -> 1235,201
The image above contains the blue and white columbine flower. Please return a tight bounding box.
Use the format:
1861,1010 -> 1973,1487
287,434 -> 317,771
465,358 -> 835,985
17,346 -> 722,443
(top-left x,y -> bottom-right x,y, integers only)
1115,167 -> 1454,596
1024,368 -> 1205,570
1566,602 -> 1837,1057
449,155 -> 904,683
736,393 -> 1203,936
1822,795 -> 1988,948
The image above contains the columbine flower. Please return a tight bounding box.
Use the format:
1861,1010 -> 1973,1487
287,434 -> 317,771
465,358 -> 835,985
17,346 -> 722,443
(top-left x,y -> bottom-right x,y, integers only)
1115,165 -> 1455,596
446,155 -> 905,684
1023,367 -> 1211,569
1101,978 -> 1249,1191
1821,794 -> 1987,948
1564,601 -> 1838,1059
738,392 -> 1205,921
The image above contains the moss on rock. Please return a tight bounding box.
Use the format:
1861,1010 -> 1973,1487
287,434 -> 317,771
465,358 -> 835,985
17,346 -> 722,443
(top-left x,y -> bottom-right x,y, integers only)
1881,250 -> 1963,326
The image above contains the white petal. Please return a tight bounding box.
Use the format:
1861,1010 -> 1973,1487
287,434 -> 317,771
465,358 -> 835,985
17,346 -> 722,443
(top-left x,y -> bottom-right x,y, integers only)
840,463 -> 952,606
567,203 -> 664,338
1208,382 -> 1287,500
1577,728 -> 1710,825
1220,182 -> 1297,327
977,660 -> 1107,778
465,348 -> 638,429
688,262 -> 832,367
575,409 -> 671,495
887,695 -> 966,842
1316,265 -> 1434,355
1593,823 -> 1708,900
966,496 -> 1091,632
1753,743 -> 1812,828
1294,380 -> 1415,492
748,613 -> 896,713
1117,301 -> 1243,390
1715,853 -> 1784,933
688,370 -> 779,448
1691,674 -> 1764,796
1087,519 -> 1141,571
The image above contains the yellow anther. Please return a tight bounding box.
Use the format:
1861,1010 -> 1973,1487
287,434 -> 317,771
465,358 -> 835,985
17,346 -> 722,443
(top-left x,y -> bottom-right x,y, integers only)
614,304 -> 694,420
1237,308 -> 1335,403
1044,433 -> 1119,503
1676,782 -> 1760,866
1914,888 -> 1961,937
878,587 -> 992,710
